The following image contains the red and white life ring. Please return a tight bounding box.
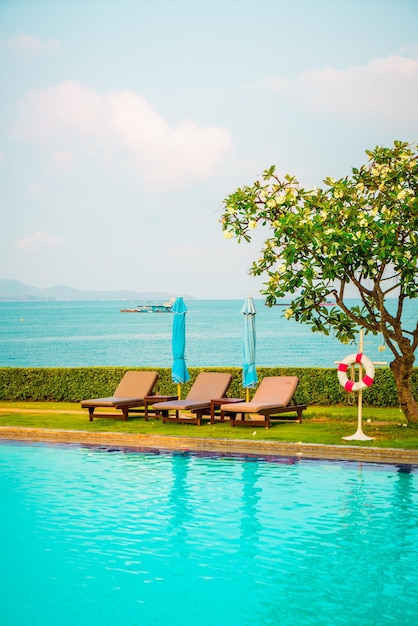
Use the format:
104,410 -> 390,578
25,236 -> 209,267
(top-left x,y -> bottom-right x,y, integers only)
337,353 -> 375,392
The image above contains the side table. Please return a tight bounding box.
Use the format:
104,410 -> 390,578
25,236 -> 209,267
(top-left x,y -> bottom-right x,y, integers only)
210,397 -> 243,424
144,395 -> 178,420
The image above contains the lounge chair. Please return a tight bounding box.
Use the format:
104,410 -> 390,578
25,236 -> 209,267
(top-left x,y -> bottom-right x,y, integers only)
81,370 -> 159,421
154,371 -> 232,426
220,376 -> 306,428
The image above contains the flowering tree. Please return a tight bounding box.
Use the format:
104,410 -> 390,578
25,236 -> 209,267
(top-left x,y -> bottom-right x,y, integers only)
221,141 -> 418,424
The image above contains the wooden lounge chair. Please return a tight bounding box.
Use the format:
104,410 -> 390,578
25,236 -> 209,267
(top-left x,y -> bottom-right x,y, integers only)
81,370 -> 158,421
220,376 -> 306,428
154,371 -> 232,426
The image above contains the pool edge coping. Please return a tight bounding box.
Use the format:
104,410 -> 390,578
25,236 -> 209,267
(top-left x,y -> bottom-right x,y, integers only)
0,426 -> 417,465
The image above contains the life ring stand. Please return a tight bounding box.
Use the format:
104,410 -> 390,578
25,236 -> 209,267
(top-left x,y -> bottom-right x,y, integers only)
337,352 -> 375,392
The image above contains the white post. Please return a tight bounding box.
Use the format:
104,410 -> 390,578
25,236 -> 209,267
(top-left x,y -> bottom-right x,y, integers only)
342,330 -> 374,441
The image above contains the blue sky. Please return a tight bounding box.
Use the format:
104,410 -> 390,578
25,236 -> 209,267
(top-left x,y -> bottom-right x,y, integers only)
1,0 -> 417,298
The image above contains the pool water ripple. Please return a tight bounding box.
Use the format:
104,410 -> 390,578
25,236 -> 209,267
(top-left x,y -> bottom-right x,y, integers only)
0,442 -> 417,626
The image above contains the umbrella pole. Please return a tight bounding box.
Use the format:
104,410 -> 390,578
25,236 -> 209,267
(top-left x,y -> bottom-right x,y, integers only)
177,383 -> 181,400
246,388 -> 250,402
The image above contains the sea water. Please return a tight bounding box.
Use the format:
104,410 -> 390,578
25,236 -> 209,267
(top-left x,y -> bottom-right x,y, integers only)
1,299 -> 416,368
0,440 -> 417,626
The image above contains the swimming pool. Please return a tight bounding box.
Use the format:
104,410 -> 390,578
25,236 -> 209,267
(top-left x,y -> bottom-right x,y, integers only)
0,440 -> 417,626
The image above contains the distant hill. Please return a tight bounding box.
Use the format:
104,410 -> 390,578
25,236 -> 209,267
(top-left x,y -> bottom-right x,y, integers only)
0,280 -> 186,302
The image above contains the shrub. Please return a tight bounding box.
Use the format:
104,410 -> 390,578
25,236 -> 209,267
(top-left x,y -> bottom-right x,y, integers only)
1,366 -> 416,407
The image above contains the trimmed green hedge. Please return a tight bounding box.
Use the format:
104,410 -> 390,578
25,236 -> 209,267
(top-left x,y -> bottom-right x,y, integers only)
1,366 -> 417,407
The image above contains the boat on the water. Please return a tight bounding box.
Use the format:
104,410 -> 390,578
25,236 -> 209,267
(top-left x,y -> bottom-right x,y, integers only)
121,302 -> 173,313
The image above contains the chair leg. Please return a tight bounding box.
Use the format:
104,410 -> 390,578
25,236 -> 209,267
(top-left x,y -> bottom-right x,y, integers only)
121,408 -> 129,421
195,409 -> 204,426
230,411 -> 243,426
88,408 -> 95,422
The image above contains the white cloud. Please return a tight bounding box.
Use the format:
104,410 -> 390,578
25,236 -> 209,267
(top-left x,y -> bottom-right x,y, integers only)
108,90 -> 232,186
17,231 -> 64,251
2,34 -> 62,55
29,183 -> 46,195
13,81 -> 232,188
50,150 -> 74,171
15,80 -> 105,141
261,54 -> 418,126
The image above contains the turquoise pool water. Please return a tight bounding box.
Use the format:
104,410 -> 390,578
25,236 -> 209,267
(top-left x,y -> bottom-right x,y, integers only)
0,441 -> 417,626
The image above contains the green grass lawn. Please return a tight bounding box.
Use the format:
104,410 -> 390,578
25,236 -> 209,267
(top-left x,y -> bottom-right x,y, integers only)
0,401 -> 417,449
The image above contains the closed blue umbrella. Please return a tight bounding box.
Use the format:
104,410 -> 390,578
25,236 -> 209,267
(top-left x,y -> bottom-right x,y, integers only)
172,296 -> 190,399
242,295 -> 258,401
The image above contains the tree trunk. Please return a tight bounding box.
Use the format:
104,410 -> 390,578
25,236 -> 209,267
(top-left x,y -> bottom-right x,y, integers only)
390,357 -> 418,425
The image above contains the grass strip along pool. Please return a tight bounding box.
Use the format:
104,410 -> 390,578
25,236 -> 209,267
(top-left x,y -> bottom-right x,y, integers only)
1,402 -> 417,464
